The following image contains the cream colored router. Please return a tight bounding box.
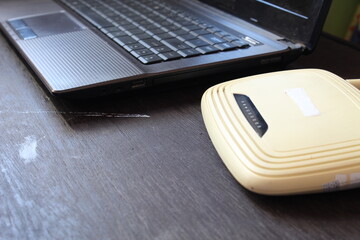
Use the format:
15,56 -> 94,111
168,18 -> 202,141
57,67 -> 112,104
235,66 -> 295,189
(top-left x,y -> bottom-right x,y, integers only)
201,69 -> 360,195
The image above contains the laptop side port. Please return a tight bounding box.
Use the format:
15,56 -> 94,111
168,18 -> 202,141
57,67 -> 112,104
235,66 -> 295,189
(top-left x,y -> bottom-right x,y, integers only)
131,80 -> 146,89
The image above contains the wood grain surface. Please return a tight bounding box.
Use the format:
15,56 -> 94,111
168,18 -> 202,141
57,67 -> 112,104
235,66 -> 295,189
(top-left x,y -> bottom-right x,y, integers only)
1,32 -> 360,240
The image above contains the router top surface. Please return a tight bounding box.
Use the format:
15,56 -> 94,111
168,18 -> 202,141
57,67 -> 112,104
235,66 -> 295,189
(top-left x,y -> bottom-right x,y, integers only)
201,69 -> 360,195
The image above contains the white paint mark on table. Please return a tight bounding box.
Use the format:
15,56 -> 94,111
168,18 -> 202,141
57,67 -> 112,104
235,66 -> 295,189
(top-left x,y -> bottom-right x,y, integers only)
19,136 -> 45,164
0,110 -> 150,118
0,155 -> 80,239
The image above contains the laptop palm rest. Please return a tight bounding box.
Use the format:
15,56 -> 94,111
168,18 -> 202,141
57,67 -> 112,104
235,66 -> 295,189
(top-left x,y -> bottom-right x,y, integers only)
4,11 -> 145,95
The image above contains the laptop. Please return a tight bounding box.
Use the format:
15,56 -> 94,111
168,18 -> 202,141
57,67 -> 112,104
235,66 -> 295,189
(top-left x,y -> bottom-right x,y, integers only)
0,0 -> 331,97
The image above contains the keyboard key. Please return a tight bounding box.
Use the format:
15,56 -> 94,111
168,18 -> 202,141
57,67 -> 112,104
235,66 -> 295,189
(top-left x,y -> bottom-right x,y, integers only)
214,42 -> 237,51
163,25 -> 180,32
137,19 -> 152,26
196,45 -> 219,54
176,34 -> 197,41
103,11 -> 118,18
146,28 -> 166,35
243,36 -> 262,46
131,48 -> 154,58
139,38 -> 163,48
159,21 -> 173,27
198,23 -> 212,29
182,24 -> 201,31
169,29 -> 188,36
232,40 -> 251,48
125,28 -> 145,35
148,16 -> 164,23
79,10 -> 114,28
141,23 -> 160,31
150,46 -> 173,54
207,27 -> 222,33
215,31 -> 231,38
112,18 -> 130,26
223,35 -> 240,42
107,31 -> 128,39
153,33 -> 173,41
179,19 -> 194,26
132,32 -> 152,41
185,38 -> 209,48
138,55 -> 162,64
158,52 -> 182,61
190,29 -> 209,36
123,43 -> 147,51
177,49 -> 201,57
123,11 -> 138,19
128,15 -> 144,23
200,34 -> 226,45
191,19 -> 205,25
161,38 -> 191,50
100,26 -> 120,33
72,4 -> 93,15
114,36 -> 137,46
122,23 -> 138,30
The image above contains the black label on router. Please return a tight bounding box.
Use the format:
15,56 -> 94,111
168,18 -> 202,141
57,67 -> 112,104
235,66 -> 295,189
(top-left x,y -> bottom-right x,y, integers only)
234,94 -> 268,137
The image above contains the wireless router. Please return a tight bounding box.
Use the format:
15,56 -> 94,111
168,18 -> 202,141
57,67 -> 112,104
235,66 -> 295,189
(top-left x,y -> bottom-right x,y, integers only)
201,69 -> 360,195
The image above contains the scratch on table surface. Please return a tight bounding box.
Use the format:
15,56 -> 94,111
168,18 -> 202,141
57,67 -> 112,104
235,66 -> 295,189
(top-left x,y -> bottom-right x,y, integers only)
19,136 -> 45,164
0,110 -> 150,118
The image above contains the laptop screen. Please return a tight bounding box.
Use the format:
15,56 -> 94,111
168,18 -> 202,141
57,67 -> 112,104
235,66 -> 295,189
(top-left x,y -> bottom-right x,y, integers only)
200,0 -> 332,50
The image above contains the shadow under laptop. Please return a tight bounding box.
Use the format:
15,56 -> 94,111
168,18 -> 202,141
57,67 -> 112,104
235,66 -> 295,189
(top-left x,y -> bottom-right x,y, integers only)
48,80 -> 206,127
47,64 -> 286,128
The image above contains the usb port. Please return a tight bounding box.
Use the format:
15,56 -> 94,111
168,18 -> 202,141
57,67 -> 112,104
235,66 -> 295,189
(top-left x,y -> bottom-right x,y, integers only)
131,80 -> 146,89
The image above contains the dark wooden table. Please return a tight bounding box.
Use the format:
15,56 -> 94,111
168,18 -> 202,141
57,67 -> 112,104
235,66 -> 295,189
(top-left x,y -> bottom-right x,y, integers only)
1,32 -> 360,240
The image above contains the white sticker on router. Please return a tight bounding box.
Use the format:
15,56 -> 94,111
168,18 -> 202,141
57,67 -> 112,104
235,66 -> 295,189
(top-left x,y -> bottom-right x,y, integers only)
285,88 -> 320,117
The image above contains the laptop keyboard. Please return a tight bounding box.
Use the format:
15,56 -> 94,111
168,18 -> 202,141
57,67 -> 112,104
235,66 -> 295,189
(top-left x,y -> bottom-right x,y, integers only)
61,0 -> 259,64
